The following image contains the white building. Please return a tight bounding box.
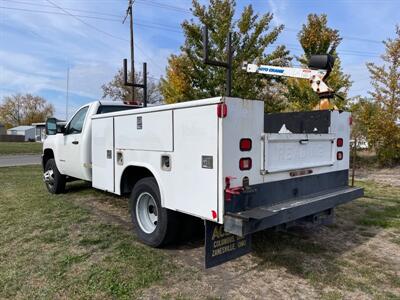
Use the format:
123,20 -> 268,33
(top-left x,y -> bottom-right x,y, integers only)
32,122 -> 46,142
7,125 -> 36,141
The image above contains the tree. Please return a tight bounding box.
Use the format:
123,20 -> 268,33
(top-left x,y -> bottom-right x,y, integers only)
286,14 -> 352,110
160,0 -> 291,112
101,68 -> 161,104
349,97 -> 379,148
365,25 -> 400,166
0,94 -> 54,128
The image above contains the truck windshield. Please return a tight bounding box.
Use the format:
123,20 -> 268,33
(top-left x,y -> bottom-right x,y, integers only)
97,105 -> 138,114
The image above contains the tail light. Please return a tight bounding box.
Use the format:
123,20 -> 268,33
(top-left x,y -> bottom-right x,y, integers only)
240,138 -> 252,151
239,158 -> 252,170
337,138 -> 343,147
337,151 -> 343,160
217,103 -> 227,118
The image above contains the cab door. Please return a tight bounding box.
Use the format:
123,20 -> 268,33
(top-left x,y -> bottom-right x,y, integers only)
58,106 -> 89,179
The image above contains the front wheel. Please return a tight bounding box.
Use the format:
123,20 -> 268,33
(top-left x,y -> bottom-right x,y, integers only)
129,177 -> 178,247
43,158 -> 66,194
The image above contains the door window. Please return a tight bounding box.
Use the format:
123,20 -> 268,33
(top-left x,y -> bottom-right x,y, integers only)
66,106 -> 89,135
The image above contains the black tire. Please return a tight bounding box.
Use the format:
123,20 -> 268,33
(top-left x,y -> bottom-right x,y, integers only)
129,177 -> 178,247
44,158 -> 66,194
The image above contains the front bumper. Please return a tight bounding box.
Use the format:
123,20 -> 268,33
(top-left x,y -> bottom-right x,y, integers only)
224,186 -> 363,236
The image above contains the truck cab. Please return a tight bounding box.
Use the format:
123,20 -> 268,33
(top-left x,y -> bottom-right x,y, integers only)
42,101 -> 138,192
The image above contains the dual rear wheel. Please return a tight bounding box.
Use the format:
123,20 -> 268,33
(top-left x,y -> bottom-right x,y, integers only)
129,177 -> 178,247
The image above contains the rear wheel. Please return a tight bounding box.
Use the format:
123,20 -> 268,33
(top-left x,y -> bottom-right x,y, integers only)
130,177 -> 178,247
43,158 -> 66,194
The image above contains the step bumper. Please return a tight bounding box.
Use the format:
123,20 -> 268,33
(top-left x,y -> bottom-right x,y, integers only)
224,186 -> 364,237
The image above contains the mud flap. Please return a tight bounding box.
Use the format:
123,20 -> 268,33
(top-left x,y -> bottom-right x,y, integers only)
204,220 -> 252,268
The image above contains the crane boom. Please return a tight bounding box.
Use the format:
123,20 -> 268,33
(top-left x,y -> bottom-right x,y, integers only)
242,61 -> 333,99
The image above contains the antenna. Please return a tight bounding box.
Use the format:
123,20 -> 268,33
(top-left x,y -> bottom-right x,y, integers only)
202,26 -> 233,97
123,59 -> 147,107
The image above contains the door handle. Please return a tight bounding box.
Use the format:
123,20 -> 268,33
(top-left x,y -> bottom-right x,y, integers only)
72,141 -> 79,145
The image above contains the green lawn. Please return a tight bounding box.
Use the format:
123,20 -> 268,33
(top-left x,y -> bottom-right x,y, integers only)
0,165 -> 399,299
0,142 -> 43,155
0,166 -> 176,299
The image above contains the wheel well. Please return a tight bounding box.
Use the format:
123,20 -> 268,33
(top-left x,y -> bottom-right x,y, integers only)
120,165 -> 155,195
42,149 -> 54,170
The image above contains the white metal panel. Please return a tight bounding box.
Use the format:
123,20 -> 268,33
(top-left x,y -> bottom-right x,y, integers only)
92,117 -> 114,192
264,133 -> 335,173
221,98 -> 264,189
115,110 -> 173,152
170,105 -> 219,221
330,111 -> 350,170
112,104 -> 219,221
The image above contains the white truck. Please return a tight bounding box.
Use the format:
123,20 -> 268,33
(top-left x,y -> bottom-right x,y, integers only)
43,97 -> 363,267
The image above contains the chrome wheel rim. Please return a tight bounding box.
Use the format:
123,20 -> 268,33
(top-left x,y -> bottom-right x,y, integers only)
136,192 -> 158,234
43,169 -> 55,187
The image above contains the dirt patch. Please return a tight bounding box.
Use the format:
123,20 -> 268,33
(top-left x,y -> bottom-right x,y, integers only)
355,166 -> 400,187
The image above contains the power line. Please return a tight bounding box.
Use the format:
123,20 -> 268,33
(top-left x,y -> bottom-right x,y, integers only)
44,0 -> 127,41
3,1 -> 384,45
2,3 -> 383,60
1,5 -> 183,33
135,0 -> 190,14
0,6 -> 122,22
0,0 -> 122,17
41,0 -> 164,74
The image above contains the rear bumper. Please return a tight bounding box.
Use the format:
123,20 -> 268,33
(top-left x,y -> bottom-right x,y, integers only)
224,186 -> 363,236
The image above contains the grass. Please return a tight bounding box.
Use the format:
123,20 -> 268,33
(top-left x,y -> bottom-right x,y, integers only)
355,181 -> 400,228
0,165 -> 399,299
252,180 -> 400,298
0,165 -> 175,299
0,142 -> 43,155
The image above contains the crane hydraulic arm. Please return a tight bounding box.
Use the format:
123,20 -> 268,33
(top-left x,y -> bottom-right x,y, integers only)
242,54 -> 337,109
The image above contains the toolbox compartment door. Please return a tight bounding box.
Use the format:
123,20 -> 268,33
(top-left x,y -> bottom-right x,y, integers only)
92,117 -> 115,192
262,133 -> 335,174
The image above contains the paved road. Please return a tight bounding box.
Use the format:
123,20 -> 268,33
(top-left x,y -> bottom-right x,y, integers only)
0,154 -> 41,167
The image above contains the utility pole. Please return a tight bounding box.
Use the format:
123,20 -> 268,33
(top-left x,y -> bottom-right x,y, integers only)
123,0 -> 135,104
65,66 -> 70,120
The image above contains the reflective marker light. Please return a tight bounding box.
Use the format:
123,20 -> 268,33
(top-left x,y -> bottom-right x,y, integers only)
240,138 -> 252,151
217,103 -> 227,118
337,151 -> 343,160
239,158 -> 252,170
337,138 -> 343,147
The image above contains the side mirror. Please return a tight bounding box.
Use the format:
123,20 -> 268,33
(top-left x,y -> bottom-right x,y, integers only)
46,118 -> 66,135
308,54 -> 335,73
46,118 -> 57,135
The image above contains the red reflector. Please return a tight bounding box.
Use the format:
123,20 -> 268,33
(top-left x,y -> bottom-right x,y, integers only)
217,103 -> 227,118
349,116 -> 353,126
211,210 -> 217,219
337,151 -> 343,160
239,158 -> 252,170
337,138 -> 343,147
240,138 -> 252,151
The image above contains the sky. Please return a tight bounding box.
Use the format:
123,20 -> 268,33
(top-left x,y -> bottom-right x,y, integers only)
0,0 -> 399,119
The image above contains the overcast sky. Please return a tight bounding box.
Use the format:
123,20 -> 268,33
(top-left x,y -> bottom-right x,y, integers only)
0,0 -> 398,119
